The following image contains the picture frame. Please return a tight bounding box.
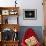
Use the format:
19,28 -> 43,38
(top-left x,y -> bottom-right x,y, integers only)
23,9 -> 37,20
2,10 -> 9,15
9,10 -> 18,15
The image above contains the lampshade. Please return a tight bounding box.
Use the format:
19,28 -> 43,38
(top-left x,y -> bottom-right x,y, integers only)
13,28 -> 17,32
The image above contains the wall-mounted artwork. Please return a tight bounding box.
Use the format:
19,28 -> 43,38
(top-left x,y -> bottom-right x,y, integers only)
23,9 -> 37,20
2,10 -> 9,15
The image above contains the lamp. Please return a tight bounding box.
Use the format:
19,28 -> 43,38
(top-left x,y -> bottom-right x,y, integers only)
14,28 -> 17,32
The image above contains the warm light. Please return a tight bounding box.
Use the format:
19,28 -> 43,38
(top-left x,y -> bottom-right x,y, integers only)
14,29 -> 17,32
11,10 -> 14,11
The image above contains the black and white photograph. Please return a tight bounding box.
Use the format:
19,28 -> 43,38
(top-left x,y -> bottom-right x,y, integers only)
23,9 -> 37,20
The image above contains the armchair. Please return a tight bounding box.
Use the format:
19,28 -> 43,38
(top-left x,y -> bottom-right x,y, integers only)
21,28 -> 41,46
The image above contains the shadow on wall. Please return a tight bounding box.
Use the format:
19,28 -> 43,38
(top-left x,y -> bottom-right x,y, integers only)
18,26 -> 43,44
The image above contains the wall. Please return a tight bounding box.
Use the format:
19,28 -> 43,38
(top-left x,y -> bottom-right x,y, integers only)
0,0 -> 15,7
0,0 -> 44,26
18,0 -> 44,26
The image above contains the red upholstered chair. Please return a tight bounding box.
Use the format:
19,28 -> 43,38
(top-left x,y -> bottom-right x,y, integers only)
21,28 -> 41,46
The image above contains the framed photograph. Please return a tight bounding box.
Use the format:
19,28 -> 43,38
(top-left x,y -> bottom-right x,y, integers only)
2,10 -> 9,15
23,9 -> 37,20
9,10 -> 18,15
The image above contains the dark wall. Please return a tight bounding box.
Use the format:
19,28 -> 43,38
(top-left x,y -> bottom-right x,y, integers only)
18,26 -> 44,43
